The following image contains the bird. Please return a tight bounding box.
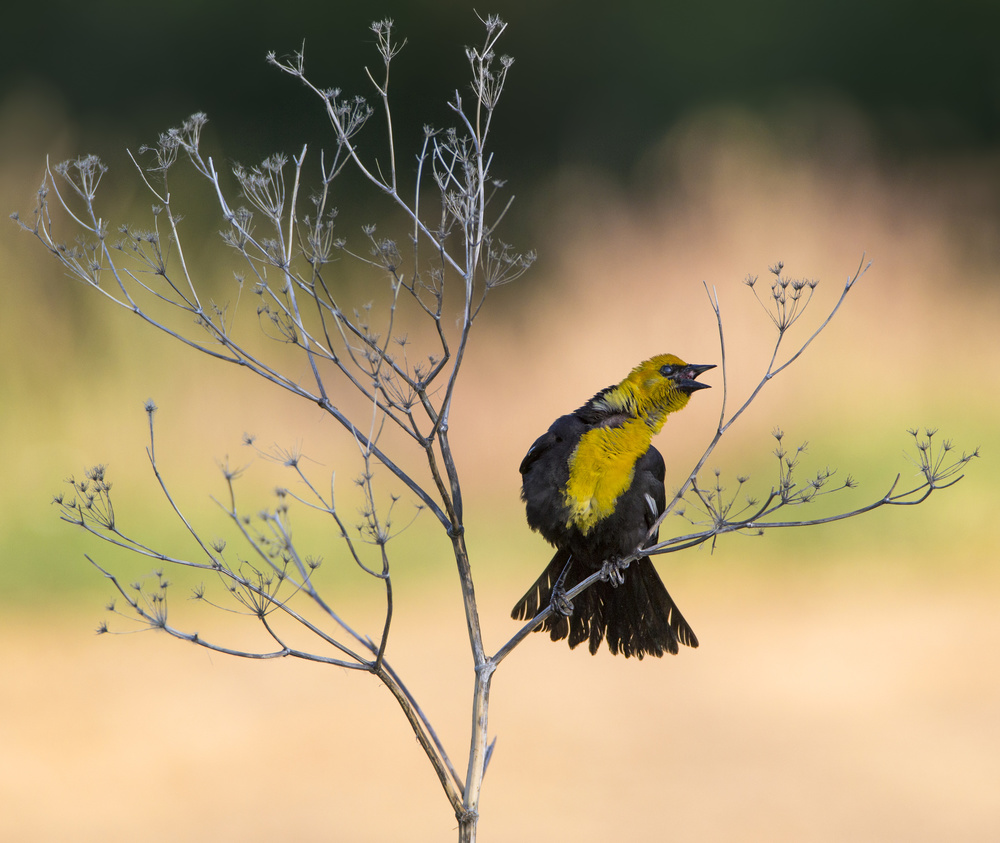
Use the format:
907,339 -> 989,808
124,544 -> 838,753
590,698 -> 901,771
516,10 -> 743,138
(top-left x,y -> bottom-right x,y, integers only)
512,353 -> 714,659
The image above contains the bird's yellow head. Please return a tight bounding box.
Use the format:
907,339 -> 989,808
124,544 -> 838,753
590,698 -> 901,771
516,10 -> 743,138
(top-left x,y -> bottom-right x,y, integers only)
617,353 -> 715,428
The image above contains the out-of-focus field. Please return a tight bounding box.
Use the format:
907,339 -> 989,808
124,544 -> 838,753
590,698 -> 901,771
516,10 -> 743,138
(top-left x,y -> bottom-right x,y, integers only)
2,565 -> 999,842
2,96 -> 999,840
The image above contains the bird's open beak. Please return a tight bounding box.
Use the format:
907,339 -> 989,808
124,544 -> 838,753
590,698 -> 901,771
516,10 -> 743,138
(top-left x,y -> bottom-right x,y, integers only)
677,363 -> 715,393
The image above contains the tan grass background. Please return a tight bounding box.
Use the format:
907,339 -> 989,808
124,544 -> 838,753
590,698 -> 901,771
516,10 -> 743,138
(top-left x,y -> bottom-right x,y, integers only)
2,101 -> 999,840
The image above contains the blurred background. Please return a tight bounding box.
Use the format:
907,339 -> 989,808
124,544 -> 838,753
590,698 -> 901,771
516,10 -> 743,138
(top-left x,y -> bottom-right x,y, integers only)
2,0 -> 998,840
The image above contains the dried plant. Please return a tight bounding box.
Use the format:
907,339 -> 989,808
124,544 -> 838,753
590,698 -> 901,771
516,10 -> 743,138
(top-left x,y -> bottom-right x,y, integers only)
13,16 -> 976,843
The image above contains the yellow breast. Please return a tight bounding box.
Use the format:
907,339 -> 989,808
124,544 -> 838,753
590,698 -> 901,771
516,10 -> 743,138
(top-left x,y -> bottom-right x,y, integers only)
563,419 -> 653,535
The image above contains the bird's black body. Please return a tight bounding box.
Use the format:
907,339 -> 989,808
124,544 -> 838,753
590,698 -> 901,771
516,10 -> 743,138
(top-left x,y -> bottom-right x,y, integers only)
512,355 -> 711,658
519,407 -> 667,569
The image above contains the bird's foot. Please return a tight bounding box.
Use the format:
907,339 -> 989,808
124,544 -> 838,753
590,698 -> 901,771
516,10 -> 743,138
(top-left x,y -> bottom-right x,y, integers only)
599,558 -> 626,587
549,584 -> 574,617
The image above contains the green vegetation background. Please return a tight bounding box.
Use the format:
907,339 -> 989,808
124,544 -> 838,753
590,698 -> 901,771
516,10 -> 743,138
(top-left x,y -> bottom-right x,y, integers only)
4,0 -> 996,605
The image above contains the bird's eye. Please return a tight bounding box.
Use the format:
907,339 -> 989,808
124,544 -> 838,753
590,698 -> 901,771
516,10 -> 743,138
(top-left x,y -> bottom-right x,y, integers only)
659,364 -> 676,377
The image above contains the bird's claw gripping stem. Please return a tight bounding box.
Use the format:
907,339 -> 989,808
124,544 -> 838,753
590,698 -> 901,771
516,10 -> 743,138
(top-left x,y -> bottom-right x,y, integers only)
549,585 -> 574,617
599,558 -> 626,587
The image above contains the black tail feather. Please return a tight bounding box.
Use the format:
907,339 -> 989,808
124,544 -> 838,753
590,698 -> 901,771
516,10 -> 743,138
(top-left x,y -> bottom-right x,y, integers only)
511,551 -> 697,659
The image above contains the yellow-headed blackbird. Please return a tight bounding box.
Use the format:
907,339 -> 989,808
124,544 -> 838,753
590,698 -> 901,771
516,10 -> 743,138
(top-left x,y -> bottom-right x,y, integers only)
512,354 -> 714,659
